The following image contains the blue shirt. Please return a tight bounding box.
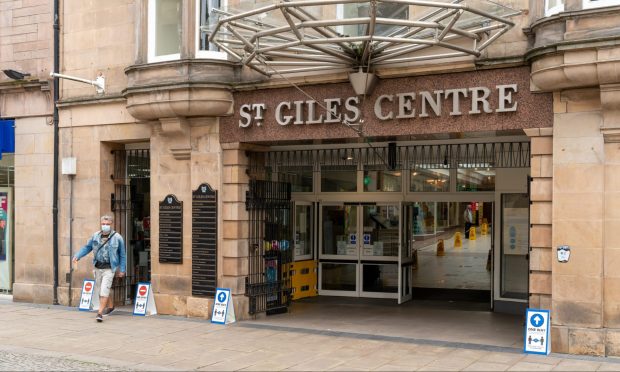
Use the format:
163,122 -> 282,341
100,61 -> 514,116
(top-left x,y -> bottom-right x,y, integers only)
74,230 -> 126,273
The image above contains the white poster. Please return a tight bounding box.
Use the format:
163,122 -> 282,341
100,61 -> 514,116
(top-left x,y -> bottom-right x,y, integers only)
133,282 -> 157,316
503,207 -> 528,255
78,279 -> 95,311
524,309 -> 550,355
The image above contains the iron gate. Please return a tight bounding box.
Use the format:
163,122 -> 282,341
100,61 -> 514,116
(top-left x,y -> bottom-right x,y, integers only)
111,149 -> 150,305
245,180 -> 293,315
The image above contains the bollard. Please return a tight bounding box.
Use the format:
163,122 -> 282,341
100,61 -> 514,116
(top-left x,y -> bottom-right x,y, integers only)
436,239 -> 445,256
481,223 -> 488,235
469,227 -> 476,240
454,232 -> 462,248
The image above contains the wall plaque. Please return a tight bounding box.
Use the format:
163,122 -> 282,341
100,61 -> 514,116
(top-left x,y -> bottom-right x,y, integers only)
159,194 -> 183,264
192,183 -> 218,297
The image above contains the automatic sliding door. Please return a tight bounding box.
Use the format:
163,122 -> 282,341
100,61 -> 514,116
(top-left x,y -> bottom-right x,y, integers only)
319,204 -> 359,296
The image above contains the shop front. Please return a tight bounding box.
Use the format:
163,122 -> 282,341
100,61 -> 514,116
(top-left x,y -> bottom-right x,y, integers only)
222,66 -> 551,315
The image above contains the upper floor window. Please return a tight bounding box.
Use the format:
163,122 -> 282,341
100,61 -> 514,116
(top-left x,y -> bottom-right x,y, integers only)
545,0 -> 564,16
583,0 -> 620,9
197,0 -> 228,59
148,0 -> 182,62
336,3 -> 408,38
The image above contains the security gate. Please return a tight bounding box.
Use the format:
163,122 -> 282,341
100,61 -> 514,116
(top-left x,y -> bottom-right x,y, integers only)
245,180 -> 293,315
111,148 -> 150,305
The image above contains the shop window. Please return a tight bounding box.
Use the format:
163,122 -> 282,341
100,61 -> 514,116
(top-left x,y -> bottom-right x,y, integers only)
583,0 -> 620,9
410,168 -> 449,192
148,0 -> 182,63
457,167 -> 496,192
363,169 -> 401,192
362,205 -> 399,258
337,3 -> 408,37
545,0 -> 564,16
278,166 -> 313,192
321,165 -> 357,192
196,0 -> 228,59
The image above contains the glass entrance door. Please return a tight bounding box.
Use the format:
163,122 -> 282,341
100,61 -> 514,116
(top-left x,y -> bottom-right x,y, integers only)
319,203 -> 400,298
399,203 -> 414,303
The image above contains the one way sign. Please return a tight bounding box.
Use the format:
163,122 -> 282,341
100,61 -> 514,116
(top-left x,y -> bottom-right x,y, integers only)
524,308 -> 550,355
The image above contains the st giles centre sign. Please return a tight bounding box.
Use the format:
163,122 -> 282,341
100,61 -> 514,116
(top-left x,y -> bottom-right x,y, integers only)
237,84 -> 518,128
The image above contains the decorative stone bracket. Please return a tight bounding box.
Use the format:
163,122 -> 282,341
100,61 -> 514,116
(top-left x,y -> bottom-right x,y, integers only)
160,117 -> 191,160
601,83 -> 620,143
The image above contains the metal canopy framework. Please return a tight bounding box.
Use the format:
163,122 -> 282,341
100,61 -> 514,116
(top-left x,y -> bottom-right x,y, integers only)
209,0 -> 520,77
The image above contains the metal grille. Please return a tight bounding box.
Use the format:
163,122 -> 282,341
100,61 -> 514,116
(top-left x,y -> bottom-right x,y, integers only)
245,180 -> 293,315
249,141 -> 530,172
111,149 -> 150,304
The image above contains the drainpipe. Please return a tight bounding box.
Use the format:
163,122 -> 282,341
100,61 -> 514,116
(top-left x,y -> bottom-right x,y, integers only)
52,0 -> 60,305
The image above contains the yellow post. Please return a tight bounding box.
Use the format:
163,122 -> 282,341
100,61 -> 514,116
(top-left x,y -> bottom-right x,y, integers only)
454,232 -> 462,248
469,226 -> 476,240
481,223 -> 488,235
436,239 -> 445,256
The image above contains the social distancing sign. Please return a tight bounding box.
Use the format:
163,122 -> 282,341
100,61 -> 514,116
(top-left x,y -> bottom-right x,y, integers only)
78,279 -> 95,311
524,308 -> 550,355
133,282 -> 157,316
212,288 -> 236,325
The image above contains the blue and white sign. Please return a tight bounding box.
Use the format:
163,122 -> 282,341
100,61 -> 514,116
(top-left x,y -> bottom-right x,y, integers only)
524,308 -> 550,355
78,279 -> 95,311
212,288 -> 236,325
363,233 -> 371,245
133,282 -> 158,316
349,234 -> 357,245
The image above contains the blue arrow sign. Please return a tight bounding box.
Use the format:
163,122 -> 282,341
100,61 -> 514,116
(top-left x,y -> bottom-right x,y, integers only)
218,292 -> 227,303
530,314 -> 544,327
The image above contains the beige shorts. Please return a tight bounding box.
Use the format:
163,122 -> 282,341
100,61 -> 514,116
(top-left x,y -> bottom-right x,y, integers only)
94,268 -> 115,298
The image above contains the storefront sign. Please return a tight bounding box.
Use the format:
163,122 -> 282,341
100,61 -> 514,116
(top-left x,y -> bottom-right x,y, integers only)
212,288 -> 236,325
239,85 -> 518,128
159,194 -> 183,264
133,282 -> 157,316
524,308 -> 550,355
78,279 -> 95,311
192,183 -> 218,297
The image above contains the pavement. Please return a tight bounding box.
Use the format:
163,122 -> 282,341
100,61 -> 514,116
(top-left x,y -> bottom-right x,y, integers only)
1,298 -> 620,371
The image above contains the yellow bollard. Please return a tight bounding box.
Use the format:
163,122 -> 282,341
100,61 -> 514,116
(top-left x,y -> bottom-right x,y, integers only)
469,226 -> 476,240
436,239 -> 445,256
454,232 -> 462,248
481,223 -> 488,236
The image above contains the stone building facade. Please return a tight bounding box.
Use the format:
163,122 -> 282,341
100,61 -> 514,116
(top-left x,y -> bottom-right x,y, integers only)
2,0 -> 620,357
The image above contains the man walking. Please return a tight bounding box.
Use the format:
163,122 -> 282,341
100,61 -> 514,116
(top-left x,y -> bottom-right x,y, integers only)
73,215 -> 126,322
464,204 -> 474,239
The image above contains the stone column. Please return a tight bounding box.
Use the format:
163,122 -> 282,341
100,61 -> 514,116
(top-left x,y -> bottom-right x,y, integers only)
525,127 -> 553,313
601,84 -> 620,355
220,143 -> 251,319
551,88 -> 605,355
150,117 -> 193,315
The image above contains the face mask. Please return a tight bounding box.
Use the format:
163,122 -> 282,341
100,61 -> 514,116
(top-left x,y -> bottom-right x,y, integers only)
101,225 -> 111,234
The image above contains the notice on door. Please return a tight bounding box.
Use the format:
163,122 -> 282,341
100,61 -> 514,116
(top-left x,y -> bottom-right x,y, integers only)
524,308 -> 550,355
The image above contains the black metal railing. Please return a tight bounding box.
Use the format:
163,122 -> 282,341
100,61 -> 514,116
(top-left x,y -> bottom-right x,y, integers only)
245,180 -> 293,315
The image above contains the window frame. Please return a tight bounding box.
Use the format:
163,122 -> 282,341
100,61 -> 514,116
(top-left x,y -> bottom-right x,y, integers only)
148,0 -> 182,63
583,0 -> 620,9
544,0 -> 564,16
196,0 -> 228,60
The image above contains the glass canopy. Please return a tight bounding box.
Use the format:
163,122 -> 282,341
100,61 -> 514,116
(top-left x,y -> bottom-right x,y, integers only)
208,0 -> 520,77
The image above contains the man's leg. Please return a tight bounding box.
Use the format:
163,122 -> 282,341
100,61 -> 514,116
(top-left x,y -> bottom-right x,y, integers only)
97,269 -> 115,321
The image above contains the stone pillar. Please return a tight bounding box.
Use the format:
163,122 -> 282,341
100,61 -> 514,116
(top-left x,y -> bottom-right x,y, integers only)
150,117 -> 193,315
221,143 -> 251,319
551,88 -> 605,355
525,127 -> 553,312
601,84 -> 620,355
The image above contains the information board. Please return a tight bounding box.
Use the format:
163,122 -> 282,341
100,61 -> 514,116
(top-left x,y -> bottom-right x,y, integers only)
133,282 -> 157,316
159,194 -> 183,264
192,183 -> 218,297
78,279 -> 95,311
524,308 -> 550,355
212,288 -> 236,325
